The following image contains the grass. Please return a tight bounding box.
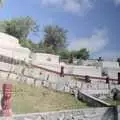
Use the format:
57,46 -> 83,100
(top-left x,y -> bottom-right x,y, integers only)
9,81 -> 88,114
104,99 -> 120,106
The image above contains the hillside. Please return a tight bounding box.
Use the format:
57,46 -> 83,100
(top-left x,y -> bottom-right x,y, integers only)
10,82 -> 88,114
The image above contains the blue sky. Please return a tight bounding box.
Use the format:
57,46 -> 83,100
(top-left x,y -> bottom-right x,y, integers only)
0,0 -> 120,60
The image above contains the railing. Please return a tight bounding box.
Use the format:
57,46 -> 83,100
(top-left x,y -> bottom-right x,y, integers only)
32,64 -> 119,84
0,54 -> 119,83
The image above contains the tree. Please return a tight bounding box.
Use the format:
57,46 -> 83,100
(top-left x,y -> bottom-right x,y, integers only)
43,25 -> 68,53
0,16 -> 39,40
68,53 -> 74,64
0,0 -> 3,7
58,49 -> 70,59
71,50 -> 77,58
44,46 -> 55,54
19,39 -> 41,52
76,48 -> 89,60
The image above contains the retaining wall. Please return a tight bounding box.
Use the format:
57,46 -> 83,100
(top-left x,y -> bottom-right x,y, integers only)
1,107 -> 114,120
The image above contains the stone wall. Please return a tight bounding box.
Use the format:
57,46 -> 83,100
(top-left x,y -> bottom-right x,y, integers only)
1,107 -> 114,120
31,53 -> 60,65
101,61 -> 119,69
103,68 -> 120,79
78,91 -> 111,107
0,62 -> 119,94
36,62 -> 102,77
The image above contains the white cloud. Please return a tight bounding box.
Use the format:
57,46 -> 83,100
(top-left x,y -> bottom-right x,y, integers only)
41,0 -> 94,14
113,0 -> 120,5
69,29 -> 109,53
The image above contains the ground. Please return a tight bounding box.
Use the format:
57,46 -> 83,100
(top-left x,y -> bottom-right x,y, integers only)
104,99 -> 120,106
9,81 -> 88,114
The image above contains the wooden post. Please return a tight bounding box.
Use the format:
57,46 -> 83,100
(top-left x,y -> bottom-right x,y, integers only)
60,66 -> 64,77
118,72 -> 120,85
1,84 -> 12,117
106,77 -> 109,84
85,75 -> 91,83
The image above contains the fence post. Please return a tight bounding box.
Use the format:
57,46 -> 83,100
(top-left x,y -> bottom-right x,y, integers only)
1,84 -> 12,117
106,77 -> 109,84
60,66 -> 64,77
85,75 -> 91,83
118,73 -> 120,85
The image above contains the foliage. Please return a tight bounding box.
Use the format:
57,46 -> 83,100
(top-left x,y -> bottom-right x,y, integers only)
58,49 -> 70,59
0,0 -> 3,7
75,48 -> 89,60
43,25 -> 68,53
19,39 -> 40,52
68,53 -> 74,64
0,16 -> 39,40
58,48 -> 89,62
0,16 -> 90,58
44,46 -> 55,54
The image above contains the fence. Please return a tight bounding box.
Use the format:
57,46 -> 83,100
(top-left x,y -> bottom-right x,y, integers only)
0,55 -> 120,118
0,54 -> 119,84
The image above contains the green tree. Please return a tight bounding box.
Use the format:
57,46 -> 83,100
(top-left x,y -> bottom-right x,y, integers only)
68,53 -> 74,64
0,16 -> 39,40
43,25 -> 68,53
58,49 -> 70,59
44,46 -> 55,54
0,0 -> 3,6
76,48 -> 89,60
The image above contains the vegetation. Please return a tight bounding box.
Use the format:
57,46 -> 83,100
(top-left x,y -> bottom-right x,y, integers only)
0,16 -> 39,40
0,0 -> 3,6
11,82 -> 87,114
0,16 -> 90,60
43,25 -> 68,53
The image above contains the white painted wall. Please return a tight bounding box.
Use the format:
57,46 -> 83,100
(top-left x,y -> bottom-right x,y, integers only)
32,53 -> 60,65
65,65 -> 102,77
0,48 -> 30,62
0,32 -> 31,62
101,61 -> 119,68
36,62 -> 102,77
0,32 -> 20,49
103,68 -> 120,79
82,60 -> 98,66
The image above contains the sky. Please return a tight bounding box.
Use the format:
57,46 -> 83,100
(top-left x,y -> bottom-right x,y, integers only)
0,0 -> 120,60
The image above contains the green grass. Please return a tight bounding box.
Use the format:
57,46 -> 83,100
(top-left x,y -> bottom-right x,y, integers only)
10,82 -> 88,114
